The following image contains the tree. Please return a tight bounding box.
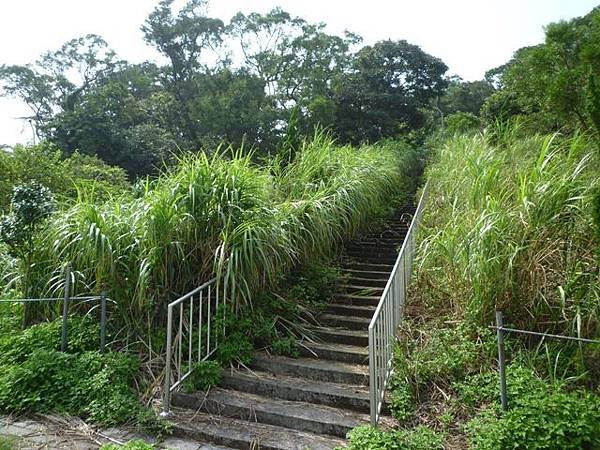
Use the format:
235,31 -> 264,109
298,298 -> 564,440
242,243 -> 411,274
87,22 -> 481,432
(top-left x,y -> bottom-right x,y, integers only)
332,40 -> 448,143
0,35 -> 120,138
227,8 -> 305,97
0,182 -> 55,323
485,7 -> 600,131
48,63 -> 176,176
439,79 -> 495,116
142,0 -> 225,143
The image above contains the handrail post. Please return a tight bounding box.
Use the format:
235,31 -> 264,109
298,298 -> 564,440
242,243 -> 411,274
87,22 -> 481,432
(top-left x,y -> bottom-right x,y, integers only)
99,291 -> 107,354
61,263 -> 71,352
495,310 -> 508,411
162,304 -> 174,416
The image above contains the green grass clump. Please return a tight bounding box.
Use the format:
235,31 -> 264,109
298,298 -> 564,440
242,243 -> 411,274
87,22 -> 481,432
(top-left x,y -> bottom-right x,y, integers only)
418,130 -> 600,335
343,425 -> 444,450
13,134 -> 415,334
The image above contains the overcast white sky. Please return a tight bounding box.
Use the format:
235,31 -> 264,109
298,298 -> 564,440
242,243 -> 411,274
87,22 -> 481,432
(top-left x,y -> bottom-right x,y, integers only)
0,0 -> 598,146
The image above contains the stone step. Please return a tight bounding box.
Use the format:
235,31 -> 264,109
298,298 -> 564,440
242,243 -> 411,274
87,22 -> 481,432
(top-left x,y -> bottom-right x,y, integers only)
348,239 -> 404,247
344,246 -> 398,261
309,325 -> 369,346
333,293 -> 381,307
341,268 -> 392,279
170,408 -> 346,450
320,313 -> 371,331
219,369 -> 371,412
326,303 -> 376,318
299,341 -> 369,364
344,276 -> 389,288
340,260 -> 395,272
251,353 -> 369,386
173,388 -> 370,438
338,284 -> 384,295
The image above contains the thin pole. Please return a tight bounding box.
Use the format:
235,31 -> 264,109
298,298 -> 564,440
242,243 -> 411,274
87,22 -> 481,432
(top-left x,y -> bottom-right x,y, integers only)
163,304 -> 173,415
61,263 -> 71,352
495,310 -> 508,411
99,291 -> 107,353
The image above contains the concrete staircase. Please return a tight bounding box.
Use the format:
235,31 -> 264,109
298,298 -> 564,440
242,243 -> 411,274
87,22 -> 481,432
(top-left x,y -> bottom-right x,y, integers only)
169,207 -> 415,450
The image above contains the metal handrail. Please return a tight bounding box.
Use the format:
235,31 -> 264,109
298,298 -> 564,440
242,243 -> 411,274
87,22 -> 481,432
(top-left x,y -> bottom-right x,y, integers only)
368,182 -> 429,424
162,277 -> 225,415
0,264 -> 109,353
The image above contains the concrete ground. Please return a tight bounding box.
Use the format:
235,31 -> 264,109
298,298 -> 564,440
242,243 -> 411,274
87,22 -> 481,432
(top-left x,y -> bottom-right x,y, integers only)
0,415 -> 231,450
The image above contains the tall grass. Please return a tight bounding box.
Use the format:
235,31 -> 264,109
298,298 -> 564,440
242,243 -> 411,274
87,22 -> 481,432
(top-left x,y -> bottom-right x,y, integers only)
417,127 -> 599,337
14,134 -> 416,331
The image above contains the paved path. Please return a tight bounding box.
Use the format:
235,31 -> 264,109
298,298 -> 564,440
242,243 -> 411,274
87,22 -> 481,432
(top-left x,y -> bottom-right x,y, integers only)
0,415 -> 232,450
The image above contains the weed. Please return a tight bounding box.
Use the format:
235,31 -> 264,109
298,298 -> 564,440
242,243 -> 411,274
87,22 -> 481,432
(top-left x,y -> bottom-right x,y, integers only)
183,361 -> 223,392
343,425 -> 444,450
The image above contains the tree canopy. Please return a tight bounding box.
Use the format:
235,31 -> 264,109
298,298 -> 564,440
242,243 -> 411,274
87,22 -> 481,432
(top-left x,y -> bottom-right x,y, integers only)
0,1 -> 450,176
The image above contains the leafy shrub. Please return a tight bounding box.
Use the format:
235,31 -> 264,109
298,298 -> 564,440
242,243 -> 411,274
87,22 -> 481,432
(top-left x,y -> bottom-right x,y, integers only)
100,440 -> 155,450
394,326 -> 496,392
0,317 -> 156,428
0,317 -> 100,364
0,143 -> 129,212
466,389 -> 600,450
0,436 -> 16,450
445,112 -> 480,135
344,425 -> 444,450
271,336 -> 300,358
387,382 -> 414,422
183,361 -> 223,392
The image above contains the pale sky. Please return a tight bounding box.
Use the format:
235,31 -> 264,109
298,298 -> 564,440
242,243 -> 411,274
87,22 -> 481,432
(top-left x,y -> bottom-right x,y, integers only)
0,0 -> 598,146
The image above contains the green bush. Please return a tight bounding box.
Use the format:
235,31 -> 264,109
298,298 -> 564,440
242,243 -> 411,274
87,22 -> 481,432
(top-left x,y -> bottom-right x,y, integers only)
183,361 -> 223,392
344,425 -> 444,450
466,389 -> 600,449
271,336 -> 300,358
0,317 -> 156,427
418,131 -> 600,333
100,440 -> 155,450
20,135 -> 415,330
445,112 -> 480,135
0,143 -> 129,212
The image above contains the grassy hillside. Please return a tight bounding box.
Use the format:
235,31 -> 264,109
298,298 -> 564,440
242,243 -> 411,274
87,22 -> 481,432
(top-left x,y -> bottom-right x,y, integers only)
346,127 -> 600,449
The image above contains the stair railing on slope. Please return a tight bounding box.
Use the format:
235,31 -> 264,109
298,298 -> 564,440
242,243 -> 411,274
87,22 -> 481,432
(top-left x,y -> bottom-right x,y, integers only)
162,278 -> 225,415
369,182 -> 429,425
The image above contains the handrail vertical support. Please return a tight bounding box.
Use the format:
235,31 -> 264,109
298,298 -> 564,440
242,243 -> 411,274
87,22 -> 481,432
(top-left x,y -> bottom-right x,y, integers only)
99,291 -> 107,353
61,263 -> 71,352
495,310 -> 508,411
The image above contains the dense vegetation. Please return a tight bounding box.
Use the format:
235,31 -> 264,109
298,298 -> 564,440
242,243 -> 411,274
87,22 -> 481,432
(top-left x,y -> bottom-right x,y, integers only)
0,0 -> 448,177
344,7 -> 600,450
0,2 -> 599,449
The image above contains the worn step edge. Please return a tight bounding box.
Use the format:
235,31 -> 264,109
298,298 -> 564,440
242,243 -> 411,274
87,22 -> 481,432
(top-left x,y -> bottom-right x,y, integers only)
169,408 -> 346,450
343,277 -> 389,287
326,303 -> 376,318
219,369 -> 370,412
320,314 -> 371,331
309,325 -> 369,346
333,294 -> 381,307
173,388 -> 368,438
299,341 -> 369,365
340,269 -> 392,279
251,353 -> 369,386
340,261 -> 395,271
338,284 -> 384,295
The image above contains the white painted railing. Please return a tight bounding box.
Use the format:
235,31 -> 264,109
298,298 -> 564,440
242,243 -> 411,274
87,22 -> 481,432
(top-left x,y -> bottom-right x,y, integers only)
368,182 -> 429,424
162,278 -> 224,414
